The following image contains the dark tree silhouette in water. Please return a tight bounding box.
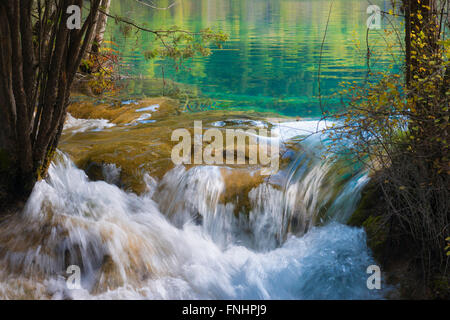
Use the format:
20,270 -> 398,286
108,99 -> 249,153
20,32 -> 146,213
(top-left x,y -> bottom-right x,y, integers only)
0,0 -> 102,211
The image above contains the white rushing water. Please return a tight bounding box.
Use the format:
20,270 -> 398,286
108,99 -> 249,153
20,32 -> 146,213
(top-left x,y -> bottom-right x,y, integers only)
64,113 -> 116,133
0,118 -> 387,299
0,149 -> 385,299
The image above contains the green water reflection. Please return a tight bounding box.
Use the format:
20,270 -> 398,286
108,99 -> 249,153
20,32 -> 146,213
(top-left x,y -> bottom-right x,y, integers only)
106,0 -> 400,117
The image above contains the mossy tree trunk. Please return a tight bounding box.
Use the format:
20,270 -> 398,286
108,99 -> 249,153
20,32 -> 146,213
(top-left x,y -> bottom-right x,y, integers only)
0,0 -> 102,212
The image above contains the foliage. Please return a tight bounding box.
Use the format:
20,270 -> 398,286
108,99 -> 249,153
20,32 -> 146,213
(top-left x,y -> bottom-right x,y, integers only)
111,14 -> 228,72
84,8 -> 228,96
81,43 -> 121,95
325,0 -> 449,280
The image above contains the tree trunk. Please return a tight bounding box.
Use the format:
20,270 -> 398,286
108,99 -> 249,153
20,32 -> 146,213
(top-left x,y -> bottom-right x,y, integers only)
0,0 -> 102,212
91,0 -> 111,53
404,0 -> 412,86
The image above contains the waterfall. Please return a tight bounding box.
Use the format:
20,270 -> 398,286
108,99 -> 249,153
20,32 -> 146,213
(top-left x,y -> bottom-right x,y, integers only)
0,135 -> 385,299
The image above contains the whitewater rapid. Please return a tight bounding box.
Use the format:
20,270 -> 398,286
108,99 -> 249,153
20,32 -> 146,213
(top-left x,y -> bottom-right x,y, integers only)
0,117 -> 387,299
0,151 -> 384,299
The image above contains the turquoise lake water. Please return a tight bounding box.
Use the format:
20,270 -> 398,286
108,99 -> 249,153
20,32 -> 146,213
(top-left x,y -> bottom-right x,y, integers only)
106,0 -> 400,117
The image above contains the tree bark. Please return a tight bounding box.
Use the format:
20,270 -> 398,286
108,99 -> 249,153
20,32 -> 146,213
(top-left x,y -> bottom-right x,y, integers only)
0,0 -> 102,212
91,0 -> 111,53
402,0 -> 448,173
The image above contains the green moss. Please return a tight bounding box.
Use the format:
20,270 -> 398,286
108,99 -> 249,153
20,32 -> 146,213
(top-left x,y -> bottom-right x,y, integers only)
347,181 -> 380,227
362,215 -> 388,259
431,276 -> 450,299
37,147 -> 57,181
347,181 -> 388,261
348,176 -> 449,299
